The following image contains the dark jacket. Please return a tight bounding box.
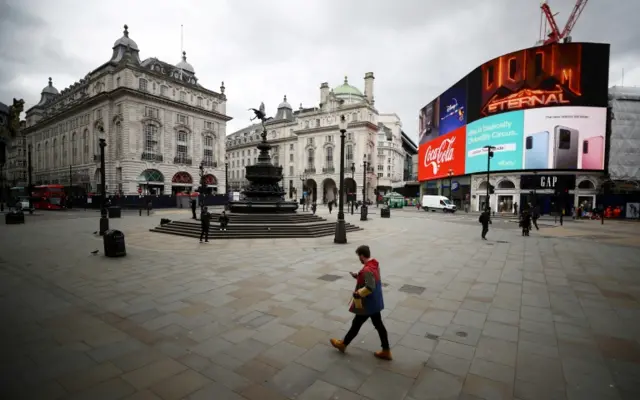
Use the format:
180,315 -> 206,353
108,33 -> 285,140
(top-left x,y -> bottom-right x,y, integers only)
479,211 -> 491,225
200,211 -> 211,227
219,214 -> 229,225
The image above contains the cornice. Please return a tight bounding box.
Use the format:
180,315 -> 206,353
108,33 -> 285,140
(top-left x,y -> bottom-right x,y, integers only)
23,86 -> 232,134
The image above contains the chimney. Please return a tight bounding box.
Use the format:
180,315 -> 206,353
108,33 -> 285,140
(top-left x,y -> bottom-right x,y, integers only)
320,82 -> 329,105
364,72 -> 374,105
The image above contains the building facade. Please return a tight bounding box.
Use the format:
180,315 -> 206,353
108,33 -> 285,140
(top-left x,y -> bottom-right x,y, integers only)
226,74 -> 396,204
22,25 -> 231,195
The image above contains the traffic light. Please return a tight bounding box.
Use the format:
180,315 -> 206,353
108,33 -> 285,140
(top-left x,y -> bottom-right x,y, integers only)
488,149 -> 494,158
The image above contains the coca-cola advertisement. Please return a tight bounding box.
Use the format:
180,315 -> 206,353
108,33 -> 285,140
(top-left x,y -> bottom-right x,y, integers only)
418,126 -> 466,181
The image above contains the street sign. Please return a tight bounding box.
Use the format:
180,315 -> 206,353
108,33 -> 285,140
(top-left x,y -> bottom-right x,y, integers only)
137,187 -> 142,194
452,181 -> 460,192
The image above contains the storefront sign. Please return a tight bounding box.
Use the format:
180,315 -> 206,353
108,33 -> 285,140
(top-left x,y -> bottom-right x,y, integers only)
520,174 -> 576,190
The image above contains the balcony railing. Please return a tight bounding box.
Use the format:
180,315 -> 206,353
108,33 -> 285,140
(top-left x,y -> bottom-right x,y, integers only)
141,152 -> 163,162
322,166 -> 335,174
201,160 -> 217,168
174,155 -> 193,166
305,167 -> 316,174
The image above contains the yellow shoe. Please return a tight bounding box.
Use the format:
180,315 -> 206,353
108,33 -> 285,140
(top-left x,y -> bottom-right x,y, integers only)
330,338 -> 346,353
374,349 -> 392,360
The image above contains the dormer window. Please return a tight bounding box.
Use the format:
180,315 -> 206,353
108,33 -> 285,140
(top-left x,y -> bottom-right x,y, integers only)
139,79 -> 147,91
180,92 -> 186,102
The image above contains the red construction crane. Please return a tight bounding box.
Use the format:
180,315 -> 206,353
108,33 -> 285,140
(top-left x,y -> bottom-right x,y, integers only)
541,0 -> 589,45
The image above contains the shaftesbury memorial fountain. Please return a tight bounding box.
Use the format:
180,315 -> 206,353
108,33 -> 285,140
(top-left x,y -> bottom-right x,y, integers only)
228,103 -> 299,213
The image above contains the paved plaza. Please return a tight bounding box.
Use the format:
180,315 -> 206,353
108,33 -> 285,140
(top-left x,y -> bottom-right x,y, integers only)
1,207 -> 639,400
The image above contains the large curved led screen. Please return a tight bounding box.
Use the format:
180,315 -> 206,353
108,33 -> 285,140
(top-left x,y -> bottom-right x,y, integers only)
418,42 -> 610,181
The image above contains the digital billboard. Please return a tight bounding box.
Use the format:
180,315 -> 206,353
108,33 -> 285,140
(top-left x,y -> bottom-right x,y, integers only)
418,126 -> 466,181
416,42 -> 610,180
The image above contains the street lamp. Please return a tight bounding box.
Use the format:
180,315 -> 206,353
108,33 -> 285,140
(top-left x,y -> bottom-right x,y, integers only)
350,162 -> 355,215
483,145 -> 495,212
27,144 -> 33,214
98,138 -> 109,235
334,115 -> 348,244
360,154 -> 368,221
225,154 -> 229,196
376,175 -> 380,208
448,168 -> 454,200
198,161 -> 205,211
299,172 -> 308,211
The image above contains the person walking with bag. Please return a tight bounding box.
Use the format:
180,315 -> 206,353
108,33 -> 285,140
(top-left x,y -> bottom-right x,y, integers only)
199,206 -> 211,243
330,245 -> 392,360
479,207 -> 492,240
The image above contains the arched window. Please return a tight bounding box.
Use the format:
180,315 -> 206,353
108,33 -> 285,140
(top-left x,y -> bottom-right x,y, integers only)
115,122 -> 122,159
497,180 -> 515,189
346,144 -> 353,164
53,138 -> 58,167
72,132 -> 78,163
307,148 -> 315,170
325,146 -> 334,168
144,125 -> 158,154
82,129 -> 89,163
578,180 -> 595,190
61,136 -> 67,166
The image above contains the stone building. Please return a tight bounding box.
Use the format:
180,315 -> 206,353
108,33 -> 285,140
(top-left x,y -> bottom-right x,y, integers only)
226,74 -> 404,203
22,25 -> 231,195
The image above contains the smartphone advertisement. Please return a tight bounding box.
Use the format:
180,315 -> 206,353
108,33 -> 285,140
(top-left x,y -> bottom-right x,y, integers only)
522,107 -> 606,170
465,110 -> 525,173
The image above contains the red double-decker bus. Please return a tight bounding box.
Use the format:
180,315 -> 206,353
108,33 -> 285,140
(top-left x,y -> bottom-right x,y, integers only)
32,184 -> 66,210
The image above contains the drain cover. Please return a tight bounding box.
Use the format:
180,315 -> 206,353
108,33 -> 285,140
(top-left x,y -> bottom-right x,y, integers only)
318,274 -> 342,282
425,334 -> 439,340
399,284 -> 426,295
455,331 -> 468,338
496,240 -> 509,243
382,283 -> 389,287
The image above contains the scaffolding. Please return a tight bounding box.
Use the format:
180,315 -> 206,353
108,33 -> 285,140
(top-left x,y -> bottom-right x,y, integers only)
608,86 -> 640,182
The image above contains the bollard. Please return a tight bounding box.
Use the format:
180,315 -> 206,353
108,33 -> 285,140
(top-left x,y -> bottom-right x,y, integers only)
139,208 -> 142,216
147,208 -> 150,216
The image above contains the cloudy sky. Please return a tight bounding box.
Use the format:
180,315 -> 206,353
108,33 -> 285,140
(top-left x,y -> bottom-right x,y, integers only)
1,0 -> 637,141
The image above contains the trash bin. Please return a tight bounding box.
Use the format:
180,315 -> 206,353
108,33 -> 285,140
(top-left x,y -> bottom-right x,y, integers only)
103,230 -> 126,257
5,210 -> 25,224
381,207 -> 391,218
360,204 -> 368,221
108,206 -> 122,218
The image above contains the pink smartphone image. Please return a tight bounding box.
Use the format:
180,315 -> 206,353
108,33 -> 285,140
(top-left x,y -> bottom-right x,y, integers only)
581,136 -> 604,170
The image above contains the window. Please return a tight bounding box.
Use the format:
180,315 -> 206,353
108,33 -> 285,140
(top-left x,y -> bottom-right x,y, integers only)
203,135 -> 214,164
307,148 -> 314,169
378,164 -> 384,171
144,125 -> 158,154
347,132 -> 353,141
346,144 -> 353,163
307,138 -> 314,146
83,130 -> 89,162
177,114 -> 188,125
289,153 -> 294,162
116,77 -> 121,87
53,138 -> 58,167
152,82 -> 156,92
180,92 -> 186,102
95,109 -> 102,120
115,123 -> 122,159
37,143 -> 42,170
139,78 -> 148,91
176,131 -> 189,159
205,121 -> 213,130
325,146 -> 333,167
116,103 -> 122,115
71,133 -> 78,163
161,85 -> 168,96
145,106 -> 159,118
325,135 -> 333,143
305,121 -> 309,129
61,136 -> 67,165
289,166 -> 294,176
352,113 -> 358,122
289,144 -> 294,150
197,97 -> 203,107
316,119 -> 320,127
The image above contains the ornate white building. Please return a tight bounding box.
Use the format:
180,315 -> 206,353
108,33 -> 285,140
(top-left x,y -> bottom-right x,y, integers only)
23,25 -> 231,195
226,73 -> 406,203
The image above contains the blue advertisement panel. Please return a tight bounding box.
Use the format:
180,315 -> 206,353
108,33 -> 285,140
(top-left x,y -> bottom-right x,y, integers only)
439,82 -> 466,136
465,110 -> 524,173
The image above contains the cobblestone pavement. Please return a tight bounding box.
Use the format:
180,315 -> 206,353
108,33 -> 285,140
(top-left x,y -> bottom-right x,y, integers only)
1,207 -> 640,400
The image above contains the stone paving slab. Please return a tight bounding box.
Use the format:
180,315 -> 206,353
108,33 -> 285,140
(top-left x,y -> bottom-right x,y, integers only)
1,207 -> 640,399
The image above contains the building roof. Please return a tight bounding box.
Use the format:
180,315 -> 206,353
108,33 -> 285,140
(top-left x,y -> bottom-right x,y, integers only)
42,77 -> 59,95
112,24 -> 139,51
175,51 -> 195,74
334,76 -> 364,98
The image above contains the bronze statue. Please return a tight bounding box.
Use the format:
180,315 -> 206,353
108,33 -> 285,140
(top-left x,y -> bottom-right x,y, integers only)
248,102 -> 272,137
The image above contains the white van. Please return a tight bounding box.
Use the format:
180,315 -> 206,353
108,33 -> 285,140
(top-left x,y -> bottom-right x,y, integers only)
422,195 -> 456,213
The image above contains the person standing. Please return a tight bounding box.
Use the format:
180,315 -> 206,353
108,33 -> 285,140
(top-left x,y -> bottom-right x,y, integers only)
191,198 -> 197,220
330,245 -> 392,360
328,200 -> 333,214
513,202 -> 518,216
199,206 -> 211,242
479,207 -> 492,240
532,205 -> 540,230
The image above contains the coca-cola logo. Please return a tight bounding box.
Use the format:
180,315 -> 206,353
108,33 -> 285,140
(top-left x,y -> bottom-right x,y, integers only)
423,136 -> 456,175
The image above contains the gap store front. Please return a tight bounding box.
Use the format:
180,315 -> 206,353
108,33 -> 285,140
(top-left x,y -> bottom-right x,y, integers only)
417,41 -> 610,214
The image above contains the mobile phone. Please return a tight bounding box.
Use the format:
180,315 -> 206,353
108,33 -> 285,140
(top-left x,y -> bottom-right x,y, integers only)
524,131 -> 549,170
553,126 -> 579,169
581,136 -> 604,170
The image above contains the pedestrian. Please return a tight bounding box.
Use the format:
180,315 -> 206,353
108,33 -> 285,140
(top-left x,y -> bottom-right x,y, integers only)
219,210 -> 229,231
311,202 -> 317,215
330,245 -> 392,360
520,209 -> 532,236
200,206 -> 211,243
532,205 -> 540,230
513,202 -> 518,216
328,200 -> 333,214
191,198 -> 197,219
479,207 -> 492,240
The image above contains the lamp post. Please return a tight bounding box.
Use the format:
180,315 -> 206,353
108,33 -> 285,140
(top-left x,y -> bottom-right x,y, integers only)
225,154 -> 229,195
198,161 -> 205,211
299,172 -> 308,211
448,168 -> 454,200
334,115 -> 348,244
27,144 -> 33,214
350,162 -> 355,215
483,145 -> 495,211
98,138 -> 109,235
376,175 -> 380,208
360,155 -> 368,221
